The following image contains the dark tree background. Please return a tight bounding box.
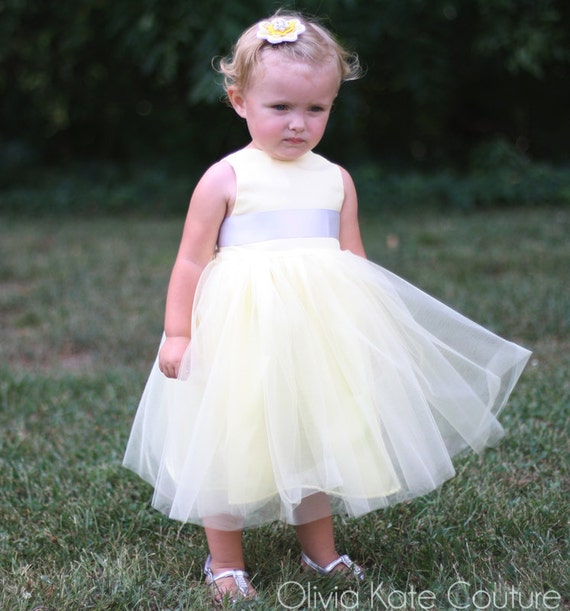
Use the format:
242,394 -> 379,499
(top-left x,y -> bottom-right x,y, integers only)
1,0 -> 569,172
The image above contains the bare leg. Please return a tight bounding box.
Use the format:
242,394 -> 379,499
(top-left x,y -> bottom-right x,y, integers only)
295,512 -> 365,579
293,493 -> 340,567
294,493 -> 365,578
204,525 -> 256,599
204,527 -> 245,572
295,514 -> 340,567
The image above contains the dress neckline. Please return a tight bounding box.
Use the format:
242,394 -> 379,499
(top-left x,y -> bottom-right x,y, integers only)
234,146 -> 316,166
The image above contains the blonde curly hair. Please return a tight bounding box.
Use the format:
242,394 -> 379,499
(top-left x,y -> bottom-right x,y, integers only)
217,11 -> 361,94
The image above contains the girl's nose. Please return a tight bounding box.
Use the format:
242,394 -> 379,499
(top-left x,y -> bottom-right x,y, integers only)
289,114 -> 305,132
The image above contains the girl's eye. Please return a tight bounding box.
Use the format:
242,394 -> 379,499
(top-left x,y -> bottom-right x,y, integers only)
273,104 -> 288,111
309,106 -> 325,113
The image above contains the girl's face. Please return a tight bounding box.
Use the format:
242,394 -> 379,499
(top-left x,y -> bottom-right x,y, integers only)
228,52 -> 340,161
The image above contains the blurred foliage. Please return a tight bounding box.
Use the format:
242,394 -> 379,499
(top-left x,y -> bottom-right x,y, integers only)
1,0 -> 570,175
2,139 -> 569,217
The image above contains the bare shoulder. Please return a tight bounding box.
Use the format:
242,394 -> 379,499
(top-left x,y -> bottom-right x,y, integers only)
191,159 -> 236,212
336,164 -> 355,185
336,164 -> 366,257
200,158 -> 236,185
335,164 -> 358,206
183,160 -> 237,225
177,160 -> 236,260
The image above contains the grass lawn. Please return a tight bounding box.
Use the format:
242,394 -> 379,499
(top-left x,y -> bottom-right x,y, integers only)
1,206 -> 568,610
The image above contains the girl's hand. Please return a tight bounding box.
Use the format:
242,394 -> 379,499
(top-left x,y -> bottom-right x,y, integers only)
159,336 -> 190,379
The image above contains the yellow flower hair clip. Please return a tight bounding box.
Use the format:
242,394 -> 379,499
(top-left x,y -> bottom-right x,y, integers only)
257,17 -> 306,44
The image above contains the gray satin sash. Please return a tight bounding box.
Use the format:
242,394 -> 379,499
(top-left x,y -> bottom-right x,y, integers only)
218,208 -> 340,247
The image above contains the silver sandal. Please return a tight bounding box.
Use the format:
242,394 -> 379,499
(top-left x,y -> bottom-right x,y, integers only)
301,551 -> 366,581
203,555 -> 256,605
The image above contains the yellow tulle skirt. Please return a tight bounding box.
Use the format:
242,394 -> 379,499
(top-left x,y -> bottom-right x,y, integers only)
123,238 -> 530,529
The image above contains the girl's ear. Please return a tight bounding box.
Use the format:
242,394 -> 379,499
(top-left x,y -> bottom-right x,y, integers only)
227,86 -> 247,118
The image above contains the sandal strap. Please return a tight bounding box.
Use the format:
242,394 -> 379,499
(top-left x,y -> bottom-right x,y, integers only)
204,555 -> 251,599
210,569 -> 250,597
301,552 -> 366,581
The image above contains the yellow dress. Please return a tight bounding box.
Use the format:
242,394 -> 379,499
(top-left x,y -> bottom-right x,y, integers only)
123,148 -> 531,530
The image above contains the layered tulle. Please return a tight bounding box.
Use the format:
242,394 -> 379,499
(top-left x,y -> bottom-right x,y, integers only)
123,238 -> 530,529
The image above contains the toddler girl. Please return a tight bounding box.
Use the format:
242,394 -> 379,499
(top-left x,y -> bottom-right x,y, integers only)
124,12 -> 531,604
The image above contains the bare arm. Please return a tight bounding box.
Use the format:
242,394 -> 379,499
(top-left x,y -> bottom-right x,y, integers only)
159,160 -> 235,378
338,166 -> 367,258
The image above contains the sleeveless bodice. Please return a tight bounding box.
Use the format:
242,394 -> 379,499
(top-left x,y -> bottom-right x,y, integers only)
217,148 -> 344,247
